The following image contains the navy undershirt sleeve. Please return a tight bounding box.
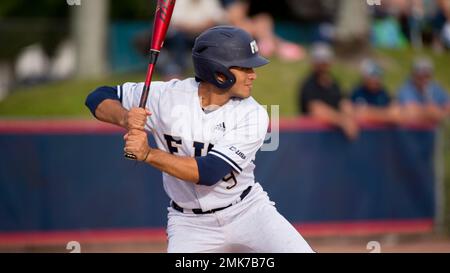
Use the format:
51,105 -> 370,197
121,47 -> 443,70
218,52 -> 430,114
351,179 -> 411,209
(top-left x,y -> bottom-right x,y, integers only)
85,86 -> 119,117
195,153 -> 233,186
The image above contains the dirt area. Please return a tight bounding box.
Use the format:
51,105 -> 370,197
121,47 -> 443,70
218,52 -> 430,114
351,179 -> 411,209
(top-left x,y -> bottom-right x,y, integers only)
1,234 -> 449,253
309,234 -> 450,253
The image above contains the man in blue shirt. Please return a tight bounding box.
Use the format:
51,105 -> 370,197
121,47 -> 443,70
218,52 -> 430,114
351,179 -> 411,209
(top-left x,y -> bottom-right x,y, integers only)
351,59 -> 391,107
351,59 -> 401,124
397,57 -> 450,124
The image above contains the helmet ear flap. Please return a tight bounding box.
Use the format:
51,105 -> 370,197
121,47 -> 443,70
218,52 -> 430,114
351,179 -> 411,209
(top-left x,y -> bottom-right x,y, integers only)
193,55 -> 236,89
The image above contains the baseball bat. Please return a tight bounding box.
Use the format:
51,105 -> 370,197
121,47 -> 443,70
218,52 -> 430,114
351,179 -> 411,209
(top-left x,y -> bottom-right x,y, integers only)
125,0 -> 176,160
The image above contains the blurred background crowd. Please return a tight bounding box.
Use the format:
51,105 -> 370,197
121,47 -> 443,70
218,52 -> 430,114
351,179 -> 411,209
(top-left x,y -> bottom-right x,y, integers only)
0,0 -> 449,128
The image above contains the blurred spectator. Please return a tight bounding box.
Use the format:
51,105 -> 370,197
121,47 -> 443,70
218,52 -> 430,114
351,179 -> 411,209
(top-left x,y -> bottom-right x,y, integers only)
15,44 -> 50,85
224,0 -> 305,61
371,10 -> 408,49
351,59 -> 402,124
135,0 -> 306,78
298,43 -> 359,140
437,0 -> 450,49
12,41 -> 76,88
380,0 -> 450,50
164,0 -> 227,78
49,40 -> 76,81
285,0 -> 338,23
171,0 -> 226,34
134,0 -> 227,79
397,57 -> 450,124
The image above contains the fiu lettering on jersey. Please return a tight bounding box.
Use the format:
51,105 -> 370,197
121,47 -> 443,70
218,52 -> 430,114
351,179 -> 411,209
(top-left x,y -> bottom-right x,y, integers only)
164,135 -> 182,154
193,141 -> 214,157
165,134 -> 212,156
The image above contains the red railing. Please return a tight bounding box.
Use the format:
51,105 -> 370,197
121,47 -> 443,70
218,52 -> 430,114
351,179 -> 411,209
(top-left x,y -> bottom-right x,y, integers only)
0,118 -> 437,134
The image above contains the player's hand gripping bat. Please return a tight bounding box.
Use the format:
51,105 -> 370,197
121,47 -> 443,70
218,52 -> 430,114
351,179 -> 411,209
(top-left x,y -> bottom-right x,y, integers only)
125,0 -> 176,160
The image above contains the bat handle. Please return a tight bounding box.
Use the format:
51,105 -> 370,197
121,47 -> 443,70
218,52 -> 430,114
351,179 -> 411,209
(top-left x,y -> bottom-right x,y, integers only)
124,152 -> 138,161
123,50 -> 159,161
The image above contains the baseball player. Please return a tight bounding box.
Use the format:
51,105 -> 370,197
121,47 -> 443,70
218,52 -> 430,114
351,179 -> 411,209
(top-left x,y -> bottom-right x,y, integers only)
86,26 -> 314,253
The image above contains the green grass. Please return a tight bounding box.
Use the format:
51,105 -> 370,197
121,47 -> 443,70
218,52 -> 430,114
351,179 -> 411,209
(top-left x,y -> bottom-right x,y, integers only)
0,74 -> 148,117
1,48 -> 450,117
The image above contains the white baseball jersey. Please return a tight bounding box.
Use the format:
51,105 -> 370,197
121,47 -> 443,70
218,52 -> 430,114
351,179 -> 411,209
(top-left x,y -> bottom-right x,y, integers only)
119,78 -> 269,212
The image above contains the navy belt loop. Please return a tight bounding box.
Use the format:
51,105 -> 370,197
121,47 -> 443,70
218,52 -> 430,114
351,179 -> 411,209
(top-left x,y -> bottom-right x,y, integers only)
171,186 -> 252,214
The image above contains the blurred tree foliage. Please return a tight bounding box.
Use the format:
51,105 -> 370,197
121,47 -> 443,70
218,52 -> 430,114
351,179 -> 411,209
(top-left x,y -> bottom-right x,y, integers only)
0,0 -> 156,20
110,0 -> 156,20
0,0 -> 156,61
0,0 -> 69,60
0,0 -> 69,18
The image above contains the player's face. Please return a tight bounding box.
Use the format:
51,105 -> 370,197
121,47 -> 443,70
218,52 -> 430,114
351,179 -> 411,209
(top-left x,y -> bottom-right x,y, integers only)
228,67 -> 257,99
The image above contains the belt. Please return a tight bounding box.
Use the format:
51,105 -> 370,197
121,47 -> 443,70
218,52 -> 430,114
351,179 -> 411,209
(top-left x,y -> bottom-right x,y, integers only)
171,186 -> 252,214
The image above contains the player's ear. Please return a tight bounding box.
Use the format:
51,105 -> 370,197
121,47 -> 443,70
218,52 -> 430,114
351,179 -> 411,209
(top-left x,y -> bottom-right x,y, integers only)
215,72 -> 226,84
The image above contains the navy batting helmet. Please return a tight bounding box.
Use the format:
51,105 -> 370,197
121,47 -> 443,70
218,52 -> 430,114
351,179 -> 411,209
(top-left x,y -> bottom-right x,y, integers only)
192,26 -> 269,89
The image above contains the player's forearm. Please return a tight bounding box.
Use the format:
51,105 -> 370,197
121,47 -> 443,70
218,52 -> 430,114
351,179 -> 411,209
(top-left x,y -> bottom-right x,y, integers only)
145,149 -> 200,184
95,99 -> 128,129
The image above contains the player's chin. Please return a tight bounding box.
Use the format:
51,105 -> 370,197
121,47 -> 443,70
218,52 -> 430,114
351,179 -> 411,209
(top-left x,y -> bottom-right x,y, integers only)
234,93 -> 251,100
230,86 -> 252,99
239,87 -> 252,98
